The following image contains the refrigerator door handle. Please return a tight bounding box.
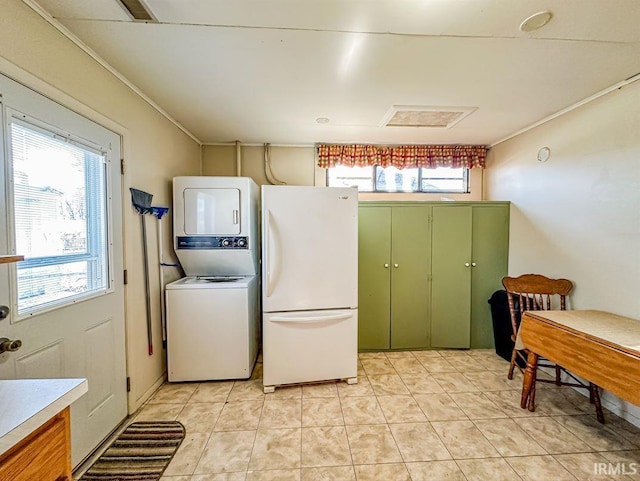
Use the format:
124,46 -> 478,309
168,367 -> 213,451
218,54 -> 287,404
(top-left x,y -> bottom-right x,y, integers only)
269,312 -> 353,323
265,209 -> 277,297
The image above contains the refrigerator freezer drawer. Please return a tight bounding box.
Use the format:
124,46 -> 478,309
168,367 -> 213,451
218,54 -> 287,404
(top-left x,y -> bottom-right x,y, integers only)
263,308 -> 358,388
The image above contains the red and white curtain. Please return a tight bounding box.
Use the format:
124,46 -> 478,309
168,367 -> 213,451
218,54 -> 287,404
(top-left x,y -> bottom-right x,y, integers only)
317,144 -> 486,169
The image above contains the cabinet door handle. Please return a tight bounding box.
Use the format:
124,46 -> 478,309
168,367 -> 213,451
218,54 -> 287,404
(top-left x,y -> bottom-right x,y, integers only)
384,263 -> 389,268
465,262 -> 470,267
394,263 -> 399,268
471,262 -> 477,267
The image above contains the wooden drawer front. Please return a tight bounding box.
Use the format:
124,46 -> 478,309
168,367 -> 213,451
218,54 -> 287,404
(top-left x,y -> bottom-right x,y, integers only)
0,408 -> 70,481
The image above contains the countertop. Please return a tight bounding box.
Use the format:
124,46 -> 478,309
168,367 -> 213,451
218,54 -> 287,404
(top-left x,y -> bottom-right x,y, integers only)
0,255 -> 24,264
0,378 -> 88,457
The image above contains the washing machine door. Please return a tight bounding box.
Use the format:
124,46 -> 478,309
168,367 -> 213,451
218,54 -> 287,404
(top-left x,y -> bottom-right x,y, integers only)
183,187 -> 241,235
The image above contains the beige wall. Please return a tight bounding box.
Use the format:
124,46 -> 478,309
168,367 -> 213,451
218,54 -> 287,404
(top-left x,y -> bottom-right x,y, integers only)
485,80 -> 640,423
0,0 -> 201,412
203,145 -> 316,186
203,144 -> 484,200
202,145 -> 236,176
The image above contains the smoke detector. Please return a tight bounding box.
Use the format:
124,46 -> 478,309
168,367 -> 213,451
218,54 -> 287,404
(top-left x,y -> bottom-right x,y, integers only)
520,11 -> 553,32
380,105 -> 477,128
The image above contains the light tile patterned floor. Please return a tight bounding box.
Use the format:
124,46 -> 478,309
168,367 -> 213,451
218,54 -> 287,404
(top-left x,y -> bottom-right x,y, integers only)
138,350 -> 639,481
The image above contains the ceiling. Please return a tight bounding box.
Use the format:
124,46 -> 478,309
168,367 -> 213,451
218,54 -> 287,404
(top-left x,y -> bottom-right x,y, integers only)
31,0 -> 640,146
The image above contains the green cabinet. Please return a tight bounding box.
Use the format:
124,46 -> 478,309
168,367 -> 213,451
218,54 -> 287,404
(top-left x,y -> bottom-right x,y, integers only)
431,204 -> 510,348
358,207 -> 392,350
430,206 -> 473,348
358,206 -> 431,350
470,206 -> 510,348
359,201 -> 509,351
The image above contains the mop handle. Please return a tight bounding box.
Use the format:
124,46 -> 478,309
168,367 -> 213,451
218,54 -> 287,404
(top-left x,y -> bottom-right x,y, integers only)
141,215 -> 153,356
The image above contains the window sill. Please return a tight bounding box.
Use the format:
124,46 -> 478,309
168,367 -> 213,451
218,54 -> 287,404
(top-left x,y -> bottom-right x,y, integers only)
358,192 -> 480,202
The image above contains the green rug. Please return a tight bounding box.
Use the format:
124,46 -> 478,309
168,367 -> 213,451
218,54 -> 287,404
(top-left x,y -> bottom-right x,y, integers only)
80,421 -> 185,480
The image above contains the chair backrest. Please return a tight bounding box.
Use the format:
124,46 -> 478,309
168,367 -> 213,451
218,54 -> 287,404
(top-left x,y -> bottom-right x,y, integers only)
502,274 -> 573,338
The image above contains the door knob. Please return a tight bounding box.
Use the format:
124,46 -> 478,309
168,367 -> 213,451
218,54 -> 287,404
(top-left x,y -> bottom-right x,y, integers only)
393,263 -> 399,268
384,263 -> 389,268
0,337 -> 22,353
471,262 -> 477,267
464,262 -> 470,267
0,305 -> 9,320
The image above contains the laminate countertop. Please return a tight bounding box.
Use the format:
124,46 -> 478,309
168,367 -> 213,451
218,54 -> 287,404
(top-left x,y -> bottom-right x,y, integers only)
0,378 -> 87,456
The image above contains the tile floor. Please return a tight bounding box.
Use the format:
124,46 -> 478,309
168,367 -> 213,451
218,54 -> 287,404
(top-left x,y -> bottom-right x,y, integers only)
138,350 -> 640,480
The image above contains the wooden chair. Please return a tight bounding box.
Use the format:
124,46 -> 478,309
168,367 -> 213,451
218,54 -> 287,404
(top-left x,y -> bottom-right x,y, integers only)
502,273 -> 605,423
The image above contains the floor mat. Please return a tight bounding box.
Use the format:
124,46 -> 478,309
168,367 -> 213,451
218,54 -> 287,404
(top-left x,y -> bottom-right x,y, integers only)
79,421 -> 185,480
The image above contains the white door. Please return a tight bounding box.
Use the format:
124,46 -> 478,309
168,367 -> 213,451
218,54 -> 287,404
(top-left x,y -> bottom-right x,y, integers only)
0,75 -> 127,466
184,187 -> 241,235
262,186 -> 358,312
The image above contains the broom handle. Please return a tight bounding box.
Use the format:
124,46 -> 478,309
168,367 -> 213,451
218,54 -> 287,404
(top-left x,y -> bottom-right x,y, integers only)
141,215 -> 153,356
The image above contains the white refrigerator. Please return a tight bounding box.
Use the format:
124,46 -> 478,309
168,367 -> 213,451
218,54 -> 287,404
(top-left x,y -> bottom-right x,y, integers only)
261,185 -> 358,392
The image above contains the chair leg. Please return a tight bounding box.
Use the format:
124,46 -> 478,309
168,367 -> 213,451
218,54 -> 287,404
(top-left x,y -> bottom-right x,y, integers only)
521,351 -> 538,410
555,365 -> 562,386
590,383 -> 605,424
508,348 -> 518,380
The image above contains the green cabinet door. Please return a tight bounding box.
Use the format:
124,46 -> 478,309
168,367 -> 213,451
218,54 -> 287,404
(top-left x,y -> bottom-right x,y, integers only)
470,205 -> 510,348
358,206 -> 391,350
431,206 -> 472,348
390,206 -> 431,349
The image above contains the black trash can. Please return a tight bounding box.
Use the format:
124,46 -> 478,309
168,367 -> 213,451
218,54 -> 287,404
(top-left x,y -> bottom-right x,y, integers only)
488,290 -> 526,367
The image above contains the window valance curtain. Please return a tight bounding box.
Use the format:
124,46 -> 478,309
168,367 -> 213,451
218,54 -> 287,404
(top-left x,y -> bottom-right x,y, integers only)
317,144 -> 486,169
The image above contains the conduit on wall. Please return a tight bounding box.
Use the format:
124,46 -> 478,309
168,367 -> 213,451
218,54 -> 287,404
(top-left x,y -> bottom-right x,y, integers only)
264,143 -> 286,185
236,140 -> 242,176
158,213 -> 180,346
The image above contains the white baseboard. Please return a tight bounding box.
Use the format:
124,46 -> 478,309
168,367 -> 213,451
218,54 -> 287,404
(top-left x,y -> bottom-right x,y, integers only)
128,373 -> 166,415
598,390 -> 640,427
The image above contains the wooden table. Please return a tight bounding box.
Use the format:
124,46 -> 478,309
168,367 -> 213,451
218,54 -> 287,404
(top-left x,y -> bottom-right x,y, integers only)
519,309 -> 640,417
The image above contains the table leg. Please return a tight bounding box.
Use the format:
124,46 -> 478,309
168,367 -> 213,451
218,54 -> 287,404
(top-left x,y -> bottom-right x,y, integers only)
521,351 -> 538,409
527,376 -> 537,412
590,383 -> 605,424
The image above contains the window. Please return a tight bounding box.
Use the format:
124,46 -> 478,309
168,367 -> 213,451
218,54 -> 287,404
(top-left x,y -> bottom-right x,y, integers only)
9,116 -> 109,314
328,165 -> 468,193
327,165 -> 375,192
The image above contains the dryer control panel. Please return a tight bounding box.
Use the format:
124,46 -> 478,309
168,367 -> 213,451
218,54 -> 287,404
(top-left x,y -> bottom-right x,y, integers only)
177,236 -> 249,249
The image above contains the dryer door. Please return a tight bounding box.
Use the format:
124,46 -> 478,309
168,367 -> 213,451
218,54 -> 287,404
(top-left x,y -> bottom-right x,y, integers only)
184,188 -> 240,235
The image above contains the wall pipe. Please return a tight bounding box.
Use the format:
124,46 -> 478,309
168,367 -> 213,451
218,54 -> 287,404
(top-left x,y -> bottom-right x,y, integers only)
157,215 -> 179,346
264,143 -> 287,185
236,140 -> 242,176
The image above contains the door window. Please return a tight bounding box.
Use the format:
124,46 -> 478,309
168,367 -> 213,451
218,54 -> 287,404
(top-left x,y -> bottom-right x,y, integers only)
8,115 -> 109,316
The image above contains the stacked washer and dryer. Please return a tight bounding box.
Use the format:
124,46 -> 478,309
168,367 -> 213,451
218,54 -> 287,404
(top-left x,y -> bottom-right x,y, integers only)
165,177 -> 260,382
